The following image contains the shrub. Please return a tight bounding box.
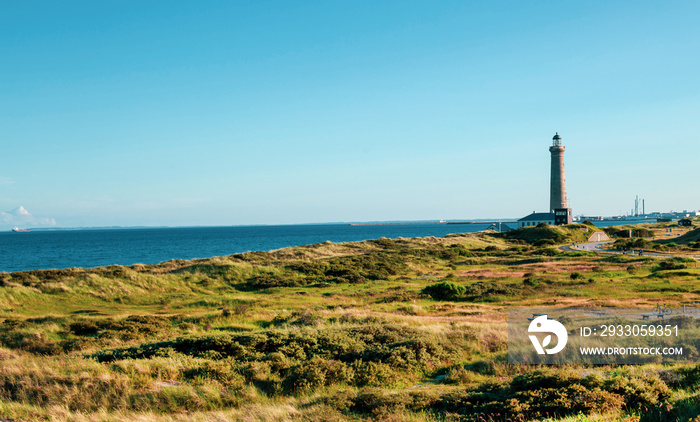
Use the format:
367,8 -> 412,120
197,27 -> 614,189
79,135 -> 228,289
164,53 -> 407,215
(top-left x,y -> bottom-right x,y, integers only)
615,239 -> 632,250
351,361 -> 399,387
421,282 -> 466,301
632,238 -> 651,248
438,246 -> 475,261
442,367 -> 484,385
282,360 -> 328,394
92,323 -> 466,391
534,239 -> 556,247
96,315 -> 171,341
655,259 -> 690,271
532,247 -> 560,256
182,360 -> 247,390
350,388 -> 440,416
436,368 -> 670,421
69,321 -> 99,336
248,273 -> 298,289
675,365 -> 700,389
523,278 -> 539,287
246,250 -> 411,289
464,282 -> 518,299
604,369 -> 671,409
502,226 -> 566,245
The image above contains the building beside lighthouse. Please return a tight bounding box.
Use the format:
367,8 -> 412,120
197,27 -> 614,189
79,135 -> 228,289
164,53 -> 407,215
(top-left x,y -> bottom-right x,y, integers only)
517,133 -> 573,228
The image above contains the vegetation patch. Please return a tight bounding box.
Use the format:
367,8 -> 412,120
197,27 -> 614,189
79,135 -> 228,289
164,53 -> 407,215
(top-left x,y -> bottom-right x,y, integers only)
422,280 -> 523,302
653,258 -> 694,272
91,323 -> 483,394
2,223 -> 700,420
435,368 -> 671,421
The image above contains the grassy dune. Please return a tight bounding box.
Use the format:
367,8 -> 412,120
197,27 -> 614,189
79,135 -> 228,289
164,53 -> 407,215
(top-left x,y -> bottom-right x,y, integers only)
1,223 -> 700,421
658,228 -> 700,246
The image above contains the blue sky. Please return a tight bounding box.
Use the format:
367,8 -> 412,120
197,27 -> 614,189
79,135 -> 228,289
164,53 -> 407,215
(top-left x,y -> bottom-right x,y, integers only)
1,1 -> 699,228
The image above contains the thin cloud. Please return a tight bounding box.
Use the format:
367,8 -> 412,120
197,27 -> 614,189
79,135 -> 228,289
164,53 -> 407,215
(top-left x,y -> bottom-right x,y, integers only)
0,206 -> 56,228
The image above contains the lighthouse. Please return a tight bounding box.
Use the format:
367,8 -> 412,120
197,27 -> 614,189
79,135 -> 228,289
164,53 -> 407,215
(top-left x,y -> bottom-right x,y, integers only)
515,133 -> 574,229
550,133 -> 572,225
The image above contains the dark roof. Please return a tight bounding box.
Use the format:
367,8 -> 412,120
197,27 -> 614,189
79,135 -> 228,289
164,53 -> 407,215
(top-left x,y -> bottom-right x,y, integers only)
486,222 -> 517,232
518,212 -> 555,222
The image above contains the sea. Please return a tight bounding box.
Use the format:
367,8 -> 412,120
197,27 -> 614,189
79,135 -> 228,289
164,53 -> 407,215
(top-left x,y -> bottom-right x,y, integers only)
0,220 -> 651,273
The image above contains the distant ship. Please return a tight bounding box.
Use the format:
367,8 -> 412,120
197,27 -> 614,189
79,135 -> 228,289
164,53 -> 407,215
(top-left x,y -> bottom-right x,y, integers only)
12,227 -> 30,233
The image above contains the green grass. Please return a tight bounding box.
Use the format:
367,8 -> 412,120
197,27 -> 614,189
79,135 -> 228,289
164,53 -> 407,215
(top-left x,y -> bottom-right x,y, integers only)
0,227 -> 699,420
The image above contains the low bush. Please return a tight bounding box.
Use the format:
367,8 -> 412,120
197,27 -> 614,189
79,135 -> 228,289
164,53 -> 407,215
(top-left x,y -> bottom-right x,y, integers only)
349,388 -> 440,417
421,282 -> 466,300
248,272 -> 299,289
69,321 -> 99,336
436,368 -> 670,421
436,245 -> 475,261
674,365 -> 700,389
246,250 -> 412,289
91,323 -> 472,392
655,258 -> 692,272
523,277 -> 539,287
533,238 -> 556,247
502,226 -> 567,245
531,247 -> 560,256
464,282 -> 519,299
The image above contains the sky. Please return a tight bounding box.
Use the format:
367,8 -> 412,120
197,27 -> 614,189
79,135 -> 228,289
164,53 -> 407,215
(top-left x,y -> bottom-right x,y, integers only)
1,1 -> 699,228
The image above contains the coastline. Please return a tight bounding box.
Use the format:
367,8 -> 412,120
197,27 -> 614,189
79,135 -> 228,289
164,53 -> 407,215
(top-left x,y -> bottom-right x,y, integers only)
0,221 -> 697,420
0,219 -> 662,274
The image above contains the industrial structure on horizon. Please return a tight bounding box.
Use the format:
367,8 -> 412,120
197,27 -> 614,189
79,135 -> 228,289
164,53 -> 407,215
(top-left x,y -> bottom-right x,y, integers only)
478,132 -> 696,232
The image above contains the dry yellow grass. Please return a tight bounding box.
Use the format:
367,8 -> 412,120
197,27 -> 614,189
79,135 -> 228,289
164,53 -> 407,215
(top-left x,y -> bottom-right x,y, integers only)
1,225 -> 697,421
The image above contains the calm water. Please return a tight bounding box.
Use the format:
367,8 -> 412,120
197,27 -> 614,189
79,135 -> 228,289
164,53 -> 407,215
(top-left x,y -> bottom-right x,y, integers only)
0,220 -> 651,273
